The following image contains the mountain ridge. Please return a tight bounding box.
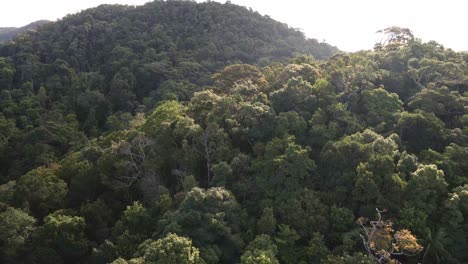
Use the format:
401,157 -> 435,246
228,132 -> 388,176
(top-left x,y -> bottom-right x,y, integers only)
0,20 -> 50,42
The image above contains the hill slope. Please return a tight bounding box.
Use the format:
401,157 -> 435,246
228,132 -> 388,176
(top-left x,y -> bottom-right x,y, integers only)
0,2 -> 467,263
1,36 -> 467,263
0,20 -> 50,42
0,0 -> 338,179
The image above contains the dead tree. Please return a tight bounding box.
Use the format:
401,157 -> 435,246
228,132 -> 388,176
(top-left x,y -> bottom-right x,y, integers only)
192,126 -> 216,186
116,135 -> 160,203
358,208 -> 423,263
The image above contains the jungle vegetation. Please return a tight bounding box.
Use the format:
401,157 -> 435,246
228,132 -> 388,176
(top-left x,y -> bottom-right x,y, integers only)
0,1 -> 466,263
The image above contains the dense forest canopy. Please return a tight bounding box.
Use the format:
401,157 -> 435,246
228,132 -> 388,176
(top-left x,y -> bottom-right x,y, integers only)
0,1 -> 467,264
0,0 -> 338,180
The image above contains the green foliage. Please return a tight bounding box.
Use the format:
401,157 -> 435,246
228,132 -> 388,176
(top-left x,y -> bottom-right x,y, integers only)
125,233 -> 203,264
257,207 -> 277,235
404,164 -> 448,218
80,199 -> 114,243
275,63 -> 320,87
13,164 -> 67,218
253,136 -> 315,196
0,20 -> 49,42
0,0 -> 338,181
274,224 -> 301,263
275,189 -> 329,238
59,152 -> 101,207
0,3 -> 467,262
240,250 -> 279,264
157,187 -> 243,263
32,214 -> 89,264
183,175 -> 199,192
397,110 -> 448,152
408,86 -> 466,127
420,143 -> 468,187
304,232 -> 329,263
213,64 -> 268,92
439,185 -> 468,261
322,253 -> 375,264
270,77 -> 316,113
319,129 -> 402,211
0,207 -> 36,261
240,235 -> 279,264
355,87 -> 403,132
110,202 -> 155,259
141,101 -> 184,139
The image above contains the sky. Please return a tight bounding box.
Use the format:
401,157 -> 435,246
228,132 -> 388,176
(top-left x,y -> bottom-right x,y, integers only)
1,0 -> 467,52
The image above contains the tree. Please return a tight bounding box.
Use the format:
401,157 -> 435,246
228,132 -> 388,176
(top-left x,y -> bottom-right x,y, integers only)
191,123 -> 233,186
32,214 -> 89,264
109,201 -> 155,259
0,207 -> 36,262
273,224 -> 301,263
403,164 -> 448,218
275,63 -> 320,88
225,99 -> 275,146
274,111 -> 307,140
150,80 -> 199,104
240,235 -> 279,264
212,64 -> 268,92
141,100 -> 193,185
0,57 -> 15,88
419,143 -> 468,188
420,228 -> 451,264
439,144 -> 468,187
80,199 -> 114,243
354,87 -> 403,132
275,188 -> 329,238
114,134 -> 160,203
376,27 -> 414,50
126,233 -> 203,264
408,86 -> 466,126
308,103 -> 362,151
353,153 -> 406,215
270,77 -> 316,114
435,185 -> 468,262
253,136 -> 315,197
328,206 -> 355,245
407,57 -> 465,89
323,52 -> 382,97
13,164 -> 67,218
304,232 -> 330,263
398,206 -> 428,237
0,117 -> 17,147
319,129 -> 400,209
396,151 -> 419,181
322,253 -> 375,264
188,90 -> 222,126
157,187 -> 243,264
358,209 -> 423,263
397,111 -> 447,152
141,101 -> 184,141
257,207 -> 276,235
59,152 -> 100,207
75,90 -> 110,135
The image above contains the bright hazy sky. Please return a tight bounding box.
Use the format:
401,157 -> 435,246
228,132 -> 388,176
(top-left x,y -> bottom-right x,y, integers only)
1,0 -> 467,52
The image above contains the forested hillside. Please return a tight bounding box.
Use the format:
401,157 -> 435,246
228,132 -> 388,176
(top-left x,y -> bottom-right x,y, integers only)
0,0 -> 338,181
0,20 -> 50,42
0,1 -> 467,264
